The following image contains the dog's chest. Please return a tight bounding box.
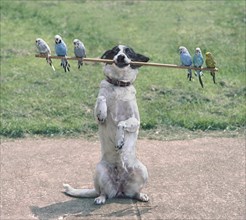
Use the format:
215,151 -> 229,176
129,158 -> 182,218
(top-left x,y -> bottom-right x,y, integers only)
100,81 -> 139,122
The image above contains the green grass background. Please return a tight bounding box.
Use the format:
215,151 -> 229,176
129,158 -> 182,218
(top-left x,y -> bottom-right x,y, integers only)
1,0 -> 245,139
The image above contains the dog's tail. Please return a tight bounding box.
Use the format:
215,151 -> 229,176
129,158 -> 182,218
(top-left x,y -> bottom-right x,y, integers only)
63,184 -> 98,198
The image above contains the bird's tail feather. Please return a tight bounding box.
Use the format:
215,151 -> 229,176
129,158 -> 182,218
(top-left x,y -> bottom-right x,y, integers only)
50,64 -> 56,72
48,59 -> 56,72
198,74 -> 204,88
211,72 -> 216,84
46,56 -> 56,72
63,183 -> 98,198
78,59 -> 83,69
61,58 -> 70,72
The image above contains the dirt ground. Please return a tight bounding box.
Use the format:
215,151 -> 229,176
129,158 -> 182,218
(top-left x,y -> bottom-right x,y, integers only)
1,137 -> 245,220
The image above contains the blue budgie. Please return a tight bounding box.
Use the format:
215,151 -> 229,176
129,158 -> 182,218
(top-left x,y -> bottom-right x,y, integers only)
179,46 -> 192,81
73,39 -> 86,69
35,38 -> 55,71
193,47 -> 204,88
54,35 -> 70,72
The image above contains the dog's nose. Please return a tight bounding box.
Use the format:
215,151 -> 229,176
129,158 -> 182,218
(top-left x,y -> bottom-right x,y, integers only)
117,54 -> 125,62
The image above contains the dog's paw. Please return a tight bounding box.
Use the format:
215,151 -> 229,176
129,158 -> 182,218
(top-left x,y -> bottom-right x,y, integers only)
97,111 -> 107,123
138,193 -> 149,202
94,195 -> 106,205
115,122 -> 125,149
116,139 -> 124,150
95,96 -> 107,123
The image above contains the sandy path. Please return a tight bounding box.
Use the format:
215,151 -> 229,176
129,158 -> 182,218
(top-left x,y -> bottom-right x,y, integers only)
1,137 -> 245,219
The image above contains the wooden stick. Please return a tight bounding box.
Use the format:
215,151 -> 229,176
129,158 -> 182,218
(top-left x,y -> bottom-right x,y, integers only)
35,54 -> 218,72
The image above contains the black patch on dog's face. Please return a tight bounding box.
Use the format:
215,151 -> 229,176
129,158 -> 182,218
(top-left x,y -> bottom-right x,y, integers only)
101,46 -> 120,60
101,45 -> 149,69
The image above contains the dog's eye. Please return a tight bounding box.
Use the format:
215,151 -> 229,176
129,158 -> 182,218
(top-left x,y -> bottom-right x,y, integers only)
125,48 -> 135,58
112,47 -> 120,54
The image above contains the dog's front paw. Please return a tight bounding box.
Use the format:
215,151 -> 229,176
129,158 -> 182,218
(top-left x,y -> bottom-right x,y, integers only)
97,111 -> 107,123
116,138 -> 124,150
115,122 -> 125,149
95,96 -> 107,123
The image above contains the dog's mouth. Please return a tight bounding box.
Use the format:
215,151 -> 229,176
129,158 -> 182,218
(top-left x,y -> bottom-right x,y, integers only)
115,62 -> 129,68
114,54 -> 130,68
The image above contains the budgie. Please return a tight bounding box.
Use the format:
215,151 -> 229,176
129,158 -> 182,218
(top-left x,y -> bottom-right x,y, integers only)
193,47 -> 204,88
35,38 -> 55,71
179,46 -> 192,81
205,52 -> 216,84
54,35 -> 70,72
73,39 -> 86,69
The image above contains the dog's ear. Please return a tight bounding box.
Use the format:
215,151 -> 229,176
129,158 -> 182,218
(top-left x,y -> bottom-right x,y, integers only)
133,53 -> 149,62
130,53 -> 149,69
101,46 -> 120,60
101,49 -> 114,60
124,47 -> 149,69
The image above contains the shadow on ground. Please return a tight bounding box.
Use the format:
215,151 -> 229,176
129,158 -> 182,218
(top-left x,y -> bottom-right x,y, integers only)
30,197 -> 153,219
30,199 -> 94,219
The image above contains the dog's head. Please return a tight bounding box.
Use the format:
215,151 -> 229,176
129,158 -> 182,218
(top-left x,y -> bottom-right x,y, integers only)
101,45 -> 149,69
101,45 -> 149,84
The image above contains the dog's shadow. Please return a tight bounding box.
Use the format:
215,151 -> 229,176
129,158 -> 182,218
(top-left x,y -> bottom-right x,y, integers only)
30,197 -> 153,220
30,198 -> 94,220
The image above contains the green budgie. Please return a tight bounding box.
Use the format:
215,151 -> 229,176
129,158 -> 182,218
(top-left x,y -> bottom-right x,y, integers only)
205,52 -> 216,84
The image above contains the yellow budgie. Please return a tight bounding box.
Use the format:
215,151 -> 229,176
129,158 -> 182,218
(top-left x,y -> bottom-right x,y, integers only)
205,52 -> 216,84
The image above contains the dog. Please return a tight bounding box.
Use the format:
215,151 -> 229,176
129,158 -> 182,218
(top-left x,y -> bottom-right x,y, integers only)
63,45 -> 149,205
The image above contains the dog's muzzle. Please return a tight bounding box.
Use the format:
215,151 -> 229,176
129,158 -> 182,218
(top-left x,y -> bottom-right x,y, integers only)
114,54 -> 130,68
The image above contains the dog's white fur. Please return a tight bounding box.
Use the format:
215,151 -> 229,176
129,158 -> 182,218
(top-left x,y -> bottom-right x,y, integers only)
63,45 -> 149,205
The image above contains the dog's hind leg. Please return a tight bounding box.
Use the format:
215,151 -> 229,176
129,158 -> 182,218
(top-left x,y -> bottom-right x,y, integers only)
123,190 -> 149,202
122,160 -> 149,202
94,161 -> 119,205
133,193 -> 149,202
123,185 -> 149,202
94,194 -> 107,205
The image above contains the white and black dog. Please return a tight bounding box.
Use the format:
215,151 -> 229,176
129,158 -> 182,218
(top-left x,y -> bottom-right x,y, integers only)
63,45 -> 149,205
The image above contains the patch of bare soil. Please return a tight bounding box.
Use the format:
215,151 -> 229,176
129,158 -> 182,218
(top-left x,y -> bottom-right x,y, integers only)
1,137 -> 245,219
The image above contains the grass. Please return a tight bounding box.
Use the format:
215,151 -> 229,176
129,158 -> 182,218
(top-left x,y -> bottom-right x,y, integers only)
0,0 -> 245,139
